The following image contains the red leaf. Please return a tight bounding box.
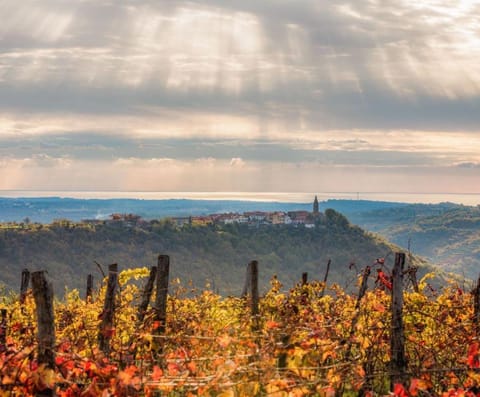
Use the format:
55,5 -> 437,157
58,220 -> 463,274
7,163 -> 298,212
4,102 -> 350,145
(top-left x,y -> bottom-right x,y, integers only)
151,365 -> 163,381
394,383 -> 408,397
468,342 -> 479,368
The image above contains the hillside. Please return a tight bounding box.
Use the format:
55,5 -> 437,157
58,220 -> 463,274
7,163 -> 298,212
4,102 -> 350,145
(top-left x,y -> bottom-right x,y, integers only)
0,209 -> 431,296
337,203 -> 480,278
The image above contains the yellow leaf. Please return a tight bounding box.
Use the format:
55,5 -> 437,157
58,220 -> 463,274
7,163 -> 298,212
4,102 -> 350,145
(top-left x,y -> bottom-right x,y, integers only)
216,390 -> 235,397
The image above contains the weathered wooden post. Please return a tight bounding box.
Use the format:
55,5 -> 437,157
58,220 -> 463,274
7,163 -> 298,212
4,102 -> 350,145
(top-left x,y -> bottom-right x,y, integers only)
301,272 -> 308,286
20,268 -> 30,304
155,255 -> 169,334
250,260 -> 259,319
31,271 -> 56,396
277,333 -> 290,371
473,276 -> 480,336
98,264 -> 118,355
153,255 -> 170,362
390,252 -> 407,388
241,260 -> 260,331
86,274 -> 93,302
323,259 -> 331,284
241,261 -> 253,298
320,259 -> 331,297
137,265 -> 157,323
0,309 -> 7,353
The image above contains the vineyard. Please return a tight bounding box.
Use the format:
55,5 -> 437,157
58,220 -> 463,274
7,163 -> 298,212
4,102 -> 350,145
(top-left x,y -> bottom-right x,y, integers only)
1,254 -> 480,396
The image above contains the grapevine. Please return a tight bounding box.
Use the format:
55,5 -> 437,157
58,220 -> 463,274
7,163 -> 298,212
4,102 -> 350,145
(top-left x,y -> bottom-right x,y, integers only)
1,267 -> 479,396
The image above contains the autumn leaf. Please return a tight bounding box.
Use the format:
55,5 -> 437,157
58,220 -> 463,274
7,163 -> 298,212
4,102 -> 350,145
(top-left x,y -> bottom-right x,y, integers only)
217,334 -> 232,348
151,365 -> 163,381
409,378 -> 428,396
167,362 -> 180,376
467,342 -> 479,368
393,383 -> 408,397
266,320 -> 280,329
186,361 -> 197,374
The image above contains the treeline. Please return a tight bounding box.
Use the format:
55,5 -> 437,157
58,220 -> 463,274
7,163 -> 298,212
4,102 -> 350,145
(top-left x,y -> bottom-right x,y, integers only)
0,209 -> 431,296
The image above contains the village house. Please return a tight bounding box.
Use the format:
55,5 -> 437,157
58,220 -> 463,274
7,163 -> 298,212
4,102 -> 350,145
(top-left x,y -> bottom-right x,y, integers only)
287,210 -> 310,225
244,211 -> 268,222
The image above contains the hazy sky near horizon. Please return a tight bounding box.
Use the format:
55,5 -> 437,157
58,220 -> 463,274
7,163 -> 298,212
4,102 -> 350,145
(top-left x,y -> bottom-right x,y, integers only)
1,0 -> 480,194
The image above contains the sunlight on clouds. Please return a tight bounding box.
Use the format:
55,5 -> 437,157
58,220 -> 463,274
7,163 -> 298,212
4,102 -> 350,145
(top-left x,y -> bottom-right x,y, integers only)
1,0 -> 480,194
0,3 -> 72,42
1,156 -> 479,194
2,0 -> 479,100
330,0 -> 480,100
2,110 -> 480,167
0,2 -> 307,94
0,110 -> 261,140
300,130 -> 480,161
121,5 -> 265,91
163,8 -> 263,92
133,112 -> 261,140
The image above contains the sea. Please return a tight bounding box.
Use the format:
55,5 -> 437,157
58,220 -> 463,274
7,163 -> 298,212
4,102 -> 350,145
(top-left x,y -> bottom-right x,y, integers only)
0,190 -> 479,206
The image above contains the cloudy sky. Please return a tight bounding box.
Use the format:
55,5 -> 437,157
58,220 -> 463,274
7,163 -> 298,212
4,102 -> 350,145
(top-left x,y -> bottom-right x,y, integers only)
1,0 -> 479,195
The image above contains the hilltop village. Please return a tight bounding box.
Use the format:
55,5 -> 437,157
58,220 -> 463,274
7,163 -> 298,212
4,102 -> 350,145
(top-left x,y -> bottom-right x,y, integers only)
107,196 -> 323,228
0,197 -> 324,230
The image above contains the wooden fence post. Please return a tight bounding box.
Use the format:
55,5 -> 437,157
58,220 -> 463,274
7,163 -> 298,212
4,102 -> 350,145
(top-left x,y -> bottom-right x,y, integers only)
20,268 -> 30,304
323,259 -> 331,284
241,261 -> 253,298
250,260 -> 259,321
31,271 -> 56,397
301,272 -> 308,286
155,255 -> 170,334
390,252 -> 407,388
137,265 -> 157,323
86,274 -> 93,302
277,333 -> 290,371
320,259 -> 331,297
153,255 -> 169,361
98,264 -> 118,355
0,309 -> 7,353
474,276 -> 480,336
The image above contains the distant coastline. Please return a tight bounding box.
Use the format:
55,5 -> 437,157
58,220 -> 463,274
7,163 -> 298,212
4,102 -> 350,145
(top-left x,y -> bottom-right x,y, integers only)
0,190 -> 479,206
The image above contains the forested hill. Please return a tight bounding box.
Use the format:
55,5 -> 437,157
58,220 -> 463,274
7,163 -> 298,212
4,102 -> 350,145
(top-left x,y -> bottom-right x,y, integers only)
344,204 -> 480,278
0,209 -> 432,296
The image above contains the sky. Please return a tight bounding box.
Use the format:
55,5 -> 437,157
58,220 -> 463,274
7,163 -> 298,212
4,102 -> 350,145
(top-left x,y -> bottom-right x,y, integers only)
0,0 -> 480,195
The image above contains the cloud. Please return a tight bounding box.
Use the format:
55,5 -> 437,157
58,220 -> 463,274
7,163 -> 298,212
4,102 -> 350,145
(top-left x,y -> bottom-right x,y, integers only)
1,130 -> 480,171
456,162 -> 480,169
1,0 -> 479,129
0,154 -> 71,168
230,157 -> 245,167
1,155 -> 479,194
1,0 -> 480,194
